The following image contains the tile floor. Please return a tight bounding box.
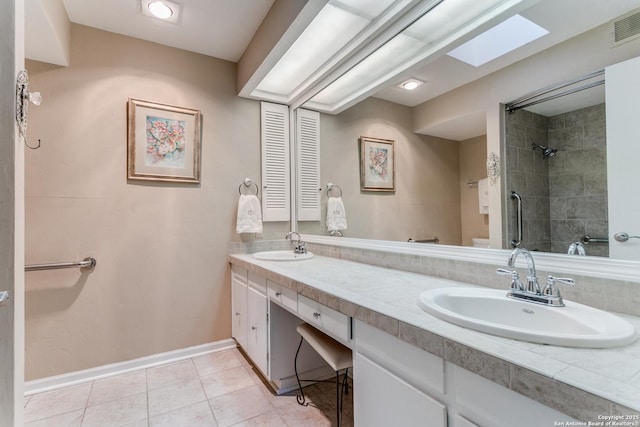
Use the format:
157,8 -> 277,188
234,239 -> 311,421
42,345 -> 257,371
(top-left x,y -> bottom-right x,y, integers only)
23,347 -> 354,427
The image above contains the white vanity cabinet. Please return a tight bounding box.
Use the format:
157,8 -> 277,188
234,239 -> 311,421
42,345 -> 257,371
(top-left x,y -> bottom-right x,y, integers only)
231,265 -> 248,350
355,352 -> 447,427
230,266 -> 269,377
231,267 -> 337,392
247,274 -> 268,376
353,319 -> 577,427
353,320 -> 447,427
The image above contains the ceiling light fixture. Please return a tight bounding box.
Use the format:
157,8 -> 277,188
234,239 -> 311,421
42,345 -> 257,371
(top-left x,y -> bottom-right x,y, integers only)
141,0 -> 181,23
148,1 -> 173,19
400,79 -> 424,90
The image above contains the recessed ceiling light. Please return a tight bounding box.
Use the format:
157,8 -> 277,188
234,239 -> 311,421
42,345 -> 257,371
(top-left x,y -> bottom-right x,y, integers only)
447,14 -> 549,67
141,0 -> 181,23
148,1 -> 172,19
399,79 -> 424,90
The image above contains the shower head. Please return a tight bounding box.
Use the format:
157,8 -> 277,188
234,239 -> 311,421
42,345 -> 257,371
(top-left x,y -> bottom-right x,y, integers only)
531,143 -> 557,159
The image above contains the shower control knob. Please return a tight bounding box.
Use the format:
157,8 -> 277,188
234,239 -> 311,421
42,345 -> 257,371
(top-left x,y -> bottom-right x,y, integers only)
614,232 -> 640,242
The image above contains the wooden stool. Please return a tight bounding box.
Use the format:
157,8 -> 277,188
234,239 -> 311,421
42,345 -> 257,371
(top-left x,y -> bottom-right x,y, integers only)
295,323 -> 353,426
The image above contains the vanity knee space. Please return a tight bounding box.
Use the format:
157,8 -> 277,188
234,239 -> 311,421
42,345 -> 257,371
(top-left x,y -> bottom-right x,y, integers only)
230,264 -> 352,393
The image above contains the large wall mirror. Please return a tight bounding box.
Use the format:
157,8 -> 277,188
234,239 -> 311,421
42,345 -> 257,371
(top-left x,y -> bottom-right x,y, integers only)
295,0 -> 640,264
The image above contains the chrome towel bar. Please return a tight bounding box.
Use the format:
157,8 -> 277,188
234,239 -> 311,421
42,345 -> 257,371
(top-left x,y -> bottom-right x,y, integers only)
581,235 -> 609,245
510,191 -> 523,248
25,257 -> 97,272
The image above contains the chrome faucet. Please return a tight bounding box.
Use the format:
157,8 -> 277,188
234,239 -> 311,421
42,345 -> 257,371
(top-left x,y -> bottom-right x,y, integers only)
496,247 -> 574,307
507,248 -> 540,294
567,242 -> 586,256
285,231 -> 307,254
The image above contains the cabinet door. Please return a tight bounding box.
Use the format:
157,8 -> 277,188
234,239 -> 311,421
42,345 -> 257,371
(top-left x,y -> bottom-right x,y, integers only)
354,353 -> 447,427
247,286 -> 268,376
231,276 -> 248,350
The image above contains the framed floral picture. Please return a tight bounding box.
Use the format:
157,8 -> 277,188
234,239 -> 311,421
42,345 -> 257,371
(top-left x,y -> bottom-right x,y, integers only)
360,136 -> 395,192
127,98 -> 201,183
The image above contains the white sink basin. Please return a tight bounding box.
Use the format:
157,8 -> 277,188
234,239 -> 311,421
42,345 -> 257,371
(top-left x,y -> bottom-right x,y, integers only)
418,287 -> 637,348
252,250 -> 314,261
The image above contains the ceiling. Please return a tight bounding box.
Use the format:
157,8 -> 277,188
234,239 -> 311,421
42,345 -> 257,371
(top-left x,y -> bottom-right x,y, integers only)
60,0 -> 274,62
26,0 -> 640,133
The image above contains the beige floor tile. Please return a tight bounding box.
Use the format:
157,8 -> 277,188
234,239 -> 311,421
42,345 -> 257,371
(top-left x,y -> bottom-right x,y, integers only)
230,410 -> 288,427
24,394 -> 32,408
24,409 -> 84,427
149,401 -> 217,427
275,401 -> 334,427
193,349 -> 243,377
24,382 -> 92,423
122,420 -> 149,427
209,385 -> 274,427
147,377 -> 207,417
146,359 -> 199,390
81,392 -> 147,427
200,366 -> 256,399
87,370 -> 147,406
259,388 -> 301,410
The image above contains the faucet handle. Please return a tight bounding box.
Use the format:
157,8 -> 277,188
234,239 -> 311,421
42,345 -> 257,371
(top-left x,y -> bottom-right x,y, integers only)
543,275 -> 575,297
496,267 -> 524,291
295,241 -> 307,254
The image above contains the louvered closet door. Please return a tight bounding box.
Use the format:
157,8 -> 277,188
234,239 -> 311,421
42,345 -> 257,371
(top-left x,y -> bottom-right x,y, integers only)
296,109 -> 321,221
261,102 -> 290,222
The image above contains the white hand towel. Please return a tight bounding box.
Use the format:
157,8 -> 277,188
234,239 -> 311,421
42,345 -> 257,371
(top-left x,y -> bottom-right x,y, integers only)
478,177 -> 489,215
326,196 -> 347,231
236,194 -> 263,234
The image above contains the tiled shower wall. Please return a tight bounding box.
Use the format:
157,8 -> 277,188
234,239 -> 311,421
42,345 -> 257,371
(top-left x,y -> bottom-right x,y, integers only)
504,104 -> 608,256
504,109 -> 551,251
548,104 -> 608,257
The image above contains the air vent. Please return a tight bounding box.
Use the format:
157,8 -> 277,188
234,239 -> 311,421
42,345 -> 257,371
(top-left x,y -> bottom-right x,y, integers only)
610,8 -> 640,47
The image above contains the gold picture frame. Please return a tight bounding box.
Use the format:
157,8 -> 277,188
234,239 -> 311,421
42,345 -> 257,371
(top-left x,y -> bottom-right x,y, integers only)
359,136 -> 395,192
127,98 -> 201,183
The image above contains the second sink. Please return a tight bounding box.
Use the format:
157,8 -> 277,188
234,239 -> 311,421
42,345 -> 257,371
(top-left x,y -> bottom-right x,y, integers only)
418,287 -> 637,348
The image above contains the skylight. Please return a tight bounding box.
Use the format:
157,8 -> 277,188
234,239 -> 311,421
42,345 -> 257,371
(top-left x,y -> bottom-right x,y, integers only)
446,14 -> 548,67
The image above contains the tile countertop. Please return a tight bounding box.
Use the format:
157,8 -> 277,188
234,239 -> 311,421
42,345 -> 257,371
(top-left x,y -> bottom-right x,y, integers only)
228,254 -> 640,420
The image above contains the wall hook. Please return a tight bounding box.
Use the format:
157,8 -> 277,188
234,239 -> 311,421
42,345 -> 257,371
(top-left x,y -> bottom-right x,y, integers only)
15,69 -> 42,150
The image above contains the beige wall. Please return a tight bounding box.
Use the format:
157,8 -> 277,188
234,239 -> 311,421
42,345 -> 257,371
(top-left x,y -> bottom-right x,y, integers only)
24,25 -> 286,380
459,135 -> 489,246
299,97 -> 462,245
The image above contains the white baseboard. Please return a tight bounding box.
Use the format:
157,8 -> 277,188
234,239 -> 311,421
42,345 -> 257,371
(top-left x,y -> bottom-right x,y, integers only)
25,339 -> 236,396
272,365 -> 339,395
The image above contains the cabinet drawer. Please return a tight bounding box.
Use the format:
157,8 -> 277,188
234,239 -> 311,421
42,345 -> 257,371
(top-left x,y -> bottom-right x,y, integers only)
267,280 -> 297,312
248,271 -> 267,295
231,265 -> 247,284
298,295 -> 350,344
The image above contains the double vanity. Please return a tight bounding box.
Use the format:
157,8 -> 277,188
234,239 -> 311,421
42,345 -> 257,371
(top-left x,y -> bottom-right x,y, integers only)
228,248 -> 640,427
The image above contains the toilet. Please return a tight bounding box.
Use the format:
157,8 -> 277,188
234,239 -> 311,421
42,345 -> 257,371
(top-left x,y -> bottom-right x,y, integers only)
472,237 -> 490,248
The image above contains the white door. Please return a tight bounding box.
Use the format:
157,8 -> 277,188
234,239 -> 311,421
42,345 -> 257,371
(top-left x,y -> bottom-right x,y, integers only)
247,286 -> 268,376
2,1 -> 23,425
231,277 -> 248,350
353,353 -> 447,427
606,56 -> 640,260
0,290 -> 16,427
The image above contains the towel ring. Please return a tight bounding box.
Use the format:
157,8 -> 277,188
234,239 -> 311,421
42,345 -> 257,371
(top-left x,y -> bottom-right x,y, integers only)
326,183 -> 342,198
239,178 -> 259,196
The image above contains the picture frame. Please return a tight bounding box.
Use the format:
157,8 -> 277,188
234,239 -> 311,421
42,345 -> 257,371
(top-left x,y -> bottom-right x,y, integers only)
127,98 -> 201,183
359,136 -> 395,192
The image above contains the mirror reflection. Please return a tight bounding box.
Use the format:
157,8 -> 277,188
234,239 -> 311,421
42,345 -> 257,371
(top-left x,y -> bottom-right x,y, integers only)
296,0 -> 640,261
